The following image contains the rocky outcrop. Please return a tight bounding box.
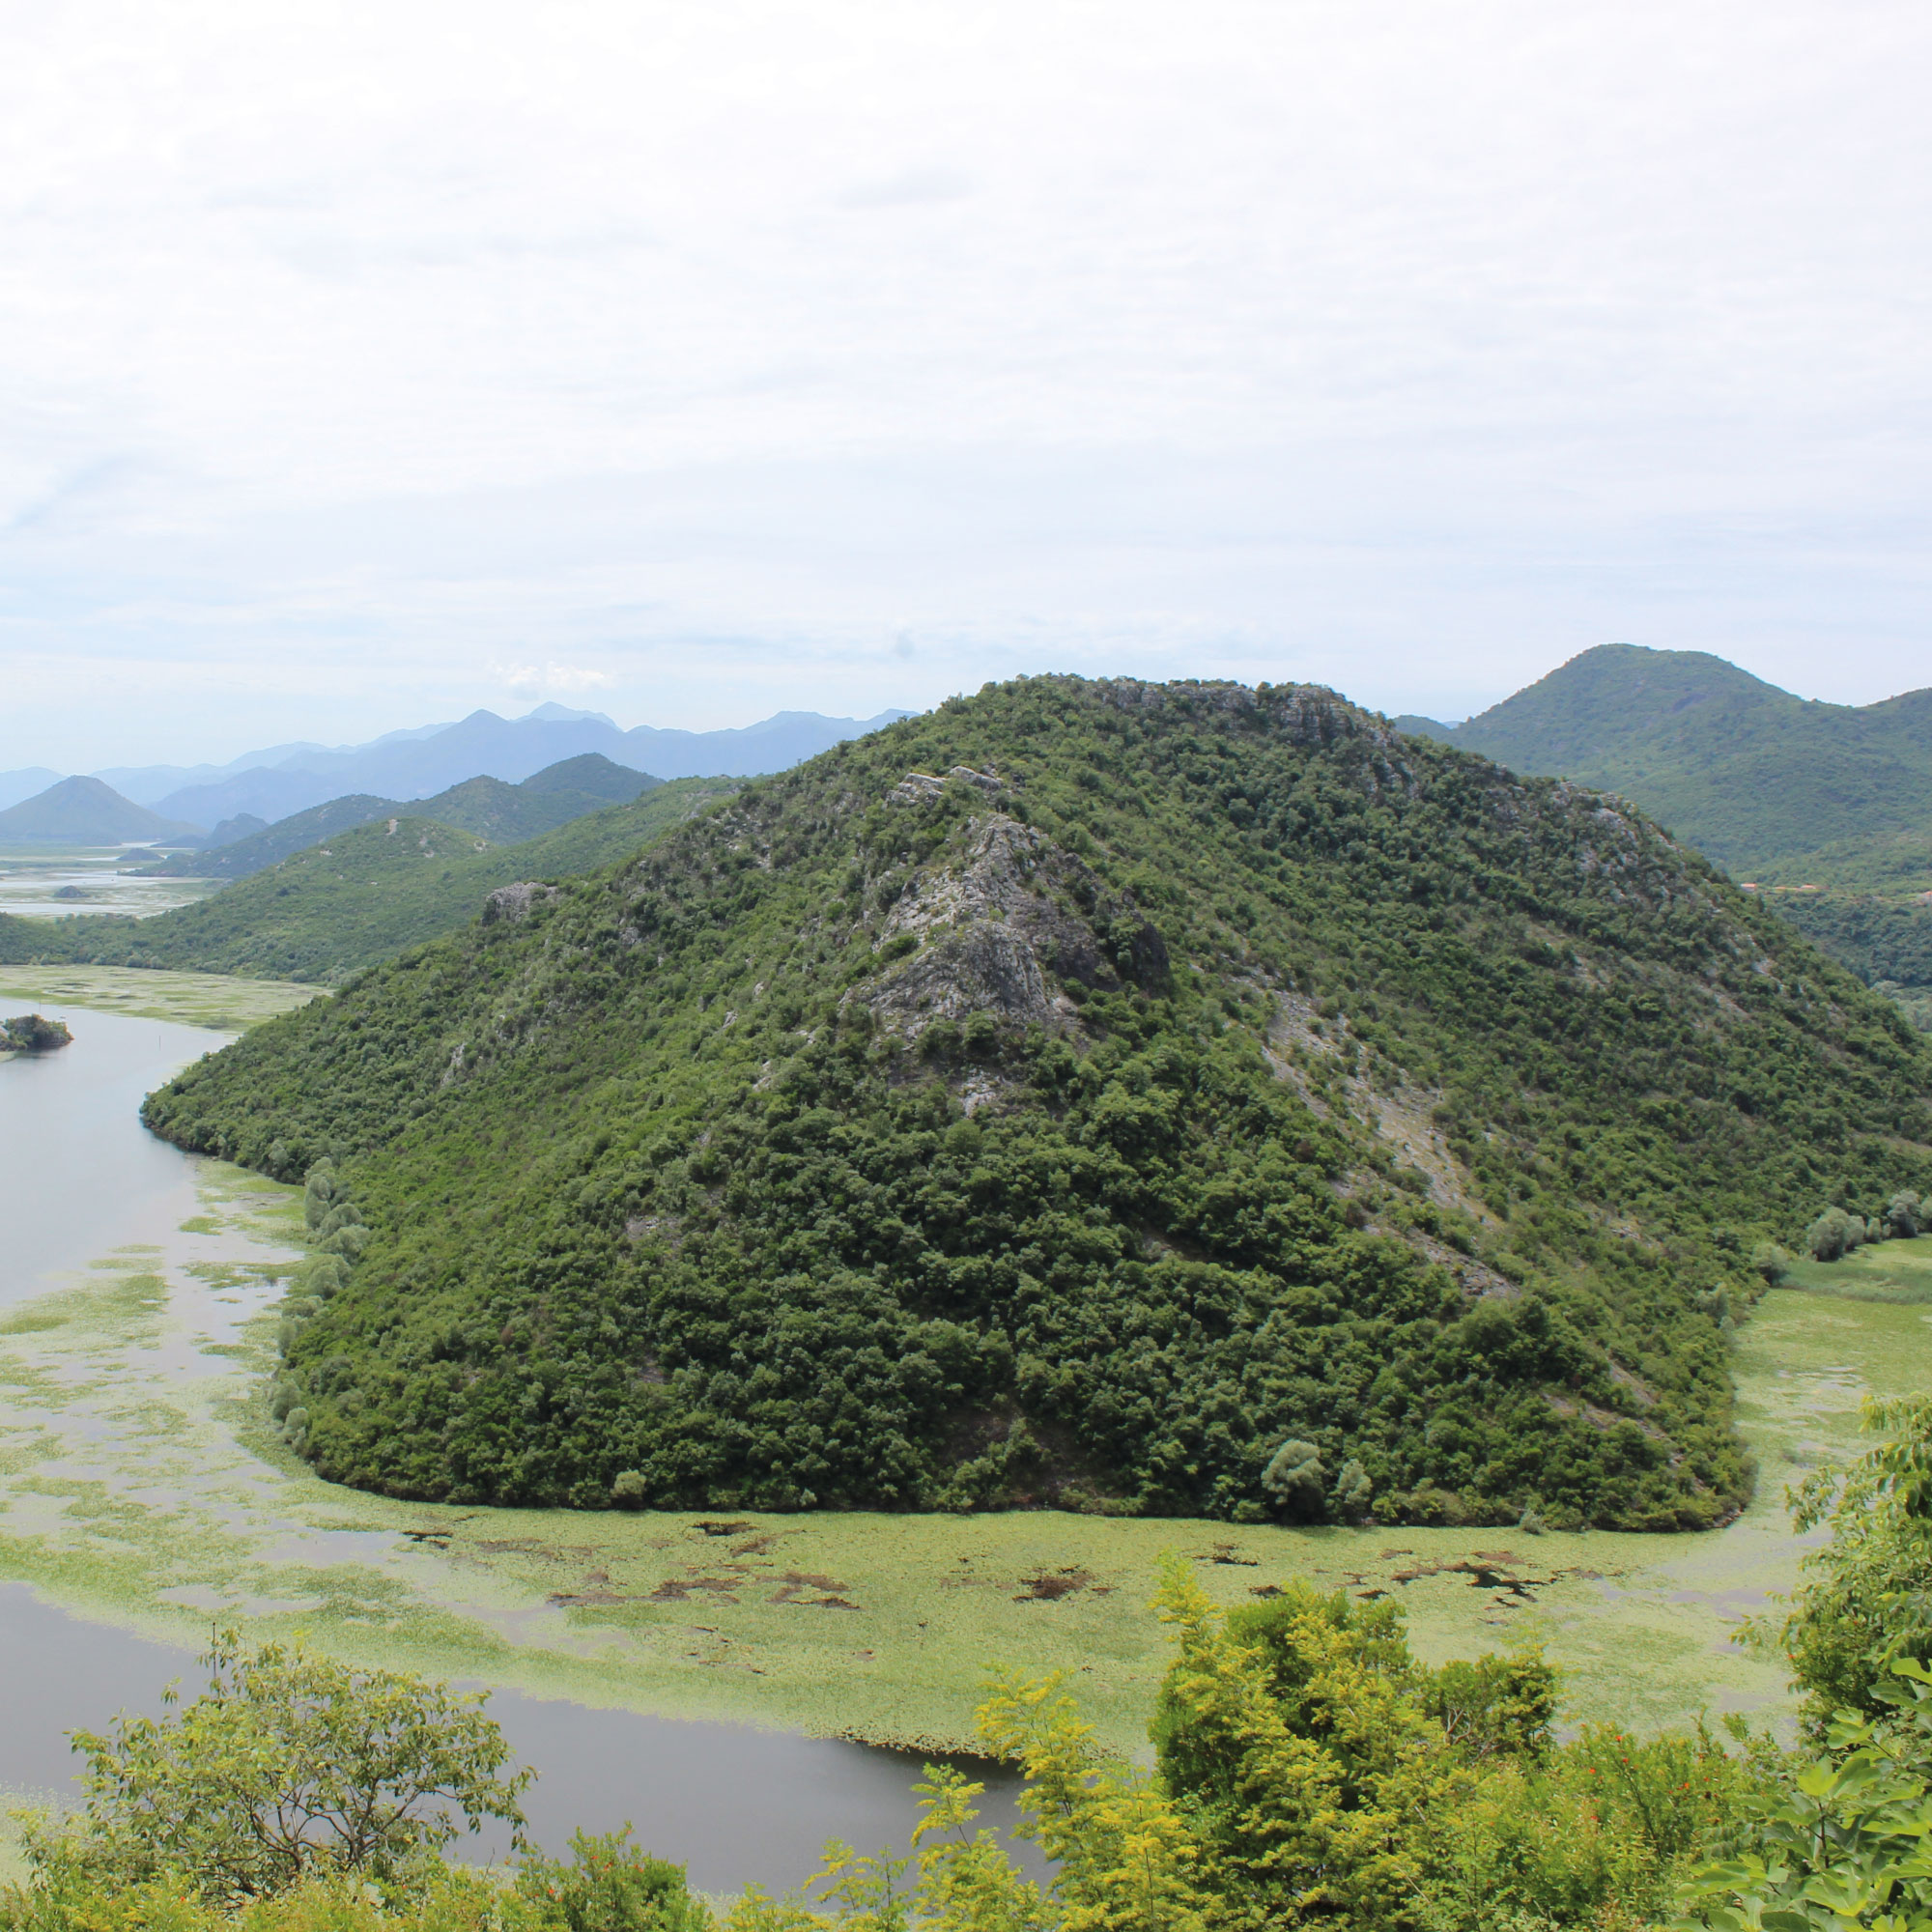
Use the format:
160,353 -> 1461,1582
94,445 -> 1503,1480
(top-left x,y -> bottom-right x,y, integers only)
482,881 -> 559,925
855,791 -> 1168,1046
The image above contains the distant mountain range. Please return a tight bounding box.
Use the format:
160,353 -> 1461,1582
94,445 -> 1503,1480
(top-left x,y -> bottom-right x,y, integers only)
1396,643 -> 1932,889
141,754 -> 660,880
0,702 -> 910,833
0,777 -> 739,983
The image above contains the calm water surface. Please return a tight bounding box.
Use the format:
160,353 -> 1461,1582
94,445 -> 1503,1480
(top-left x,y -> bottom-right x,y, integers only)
0,1003 -> 1036,1893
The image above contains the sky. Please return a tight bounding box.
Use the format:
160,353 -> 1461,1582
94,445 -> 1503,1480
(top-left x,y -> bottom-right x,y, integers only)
2,0 -> 1928,771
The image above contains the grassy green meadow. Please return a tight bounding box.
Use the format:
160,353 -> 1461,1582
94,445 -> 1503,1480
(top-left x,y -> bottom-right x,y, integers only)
1781,1233 -> 1932,1303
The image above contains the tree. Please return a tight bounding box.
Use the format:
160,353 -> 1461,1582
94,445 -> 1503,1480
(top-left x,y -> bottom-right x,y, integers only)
1747,1394 -> 1932,1730
1262,1440 -> 1325,1518
1805,1207 -> 1860,1263
31,1628 -> 532,1904
1331,1458 -> 1374,1520
1889,1191 -> 1925,1239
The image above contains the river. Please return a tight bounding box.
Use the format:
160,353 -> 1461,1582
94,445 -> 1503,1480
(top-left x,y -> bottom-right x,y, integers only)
0,999 -> 1034,1894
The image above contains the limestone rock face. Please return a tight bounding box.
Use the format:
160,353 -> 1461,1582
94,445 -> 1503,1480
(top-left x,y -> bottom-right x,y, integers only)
857,792 -> 1168,1047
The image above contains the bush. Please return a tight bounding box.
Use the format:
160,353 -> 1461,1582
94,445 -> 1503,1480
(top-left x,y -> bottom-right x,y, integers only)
1804,1206 -> 1861,1262
514,1828 -> 708,1932
1262,1438 -> 1325,1517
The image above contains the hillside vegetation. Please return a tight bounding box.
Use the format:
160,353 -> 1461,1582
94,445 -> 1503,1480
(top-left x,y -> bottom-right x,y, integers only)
138,677 -> 1932,1529
0,779 -> 736,983
1405,643 -> 1932,891
1771,891 -> 1932,1032
1399,646 -> 1932,1027
145,754 -> 660,880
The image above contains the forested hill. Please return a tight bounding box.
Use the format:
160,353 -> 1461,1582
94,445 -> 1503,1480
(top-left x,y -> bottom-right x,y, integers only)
142,753 -> 661,881
143,676 -> 1932,1530
1404,643 -> 1932,890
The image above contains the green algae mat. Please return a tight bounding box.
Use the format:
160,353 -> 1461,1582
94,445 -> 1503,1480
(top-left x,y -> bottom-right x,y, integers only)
2,1165 -> 1927,1756
0,965 -> 321,1032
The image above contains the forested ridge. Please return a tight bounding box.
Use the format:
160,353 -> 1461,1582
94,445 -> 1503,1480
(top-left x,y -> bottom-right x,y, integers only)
142,676 -> 1932,1526
1411,642 -> 1932,891
0,778 -> 737,983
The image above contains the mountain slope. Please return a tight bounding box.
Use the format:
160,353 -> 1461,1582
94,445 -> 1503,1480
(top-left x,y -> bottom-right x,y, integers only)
0,768 -> 65,811
0,776 -> 200,846
1424,644 -> 1932,888
146,756 -> 661,880
0,779 -> 736,982
139,676 -> 1932,1529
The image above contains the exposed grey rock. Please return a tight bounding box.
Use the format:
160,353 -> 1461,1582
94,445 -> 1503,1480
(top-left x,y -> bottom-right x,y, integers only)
482,881 -> 559,924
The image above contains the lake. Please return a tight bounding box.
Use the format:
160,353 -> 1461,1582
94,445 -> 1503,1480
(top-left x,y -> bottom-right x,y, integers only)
5,976 -> 1925,1897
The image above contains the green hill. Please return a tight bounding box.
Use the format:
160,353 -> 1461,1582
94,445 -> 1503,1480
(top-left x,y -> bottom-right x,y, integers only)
137,676 -> 1932,1530
1417,644 -> 1932,890
1407,646 -> 1932,1027
0,778 -> 736,982
0,775 -> 200,846
147,754 -> 660,880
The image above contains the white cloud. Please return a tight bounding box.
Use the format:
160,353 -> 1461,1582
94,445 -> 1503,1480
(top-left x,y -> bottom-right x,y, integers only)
0,0 -> 1927,766
492,663 -> 618,697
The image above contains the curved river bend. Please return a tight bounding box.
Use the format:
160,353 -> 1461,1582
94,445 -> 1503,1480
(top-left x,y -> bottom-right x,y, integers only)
0,1002 -> 1031,1892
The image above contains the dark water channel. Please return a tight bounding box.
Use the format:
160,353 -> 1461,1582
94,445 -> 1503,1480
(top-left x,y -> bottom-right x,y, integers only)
0,1002 -> 1036,1894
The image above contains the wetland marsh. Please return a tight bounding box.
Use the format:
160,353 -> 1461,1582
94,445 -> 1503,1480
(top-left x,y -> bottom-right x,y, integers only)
2,967 -> 1929,1890
0,849 -> 224,922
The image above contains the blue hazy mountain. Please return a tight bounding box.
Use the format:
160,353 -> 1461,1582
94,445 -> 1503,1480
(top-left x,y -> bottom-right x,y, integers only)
0,777 -> 200,846
111,705 -> 909,829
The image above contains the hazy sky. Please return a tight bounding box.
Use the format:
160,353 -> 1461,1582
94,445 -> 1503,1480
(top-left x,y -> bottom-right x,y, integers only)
3,0 -> 1928,770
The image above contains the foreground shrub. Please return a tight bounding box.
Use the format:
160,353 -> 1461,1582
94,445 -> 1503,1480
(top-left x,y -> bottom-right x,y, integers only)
16,1629 -> 530,1906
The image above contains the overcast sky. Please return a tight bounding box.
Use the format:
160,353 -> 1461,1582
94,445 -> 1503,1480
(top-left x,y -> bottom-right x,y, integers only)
3,0 -> 1927,770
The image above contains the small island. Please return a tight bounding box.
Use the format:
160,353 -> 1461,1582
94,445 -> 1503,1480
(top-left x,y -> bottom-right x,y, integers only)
0,1012 -> 74,1053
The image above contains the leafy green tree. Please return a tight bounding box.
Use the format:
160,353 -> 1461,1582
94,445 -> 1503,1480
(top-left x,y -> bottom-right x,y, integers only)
1330,1458 -> 1374,1520
1748,1395 -> 1932,1731
25,1629 -> 531,1904
1889,1191 -> 1925,1239
1261,1441 -> 1325,1518
1806,1207 -> 1861,1263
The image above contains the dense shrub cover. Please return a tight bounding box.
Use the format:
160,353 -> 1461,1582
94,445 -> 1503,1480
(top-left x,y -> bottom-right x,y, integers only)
142,676 -> 1932,1524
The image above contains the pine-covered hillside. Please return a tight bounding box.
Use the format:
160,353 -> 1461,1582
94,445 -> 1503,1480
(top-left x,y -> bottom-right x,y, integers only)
143,677 -> 1932,1529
